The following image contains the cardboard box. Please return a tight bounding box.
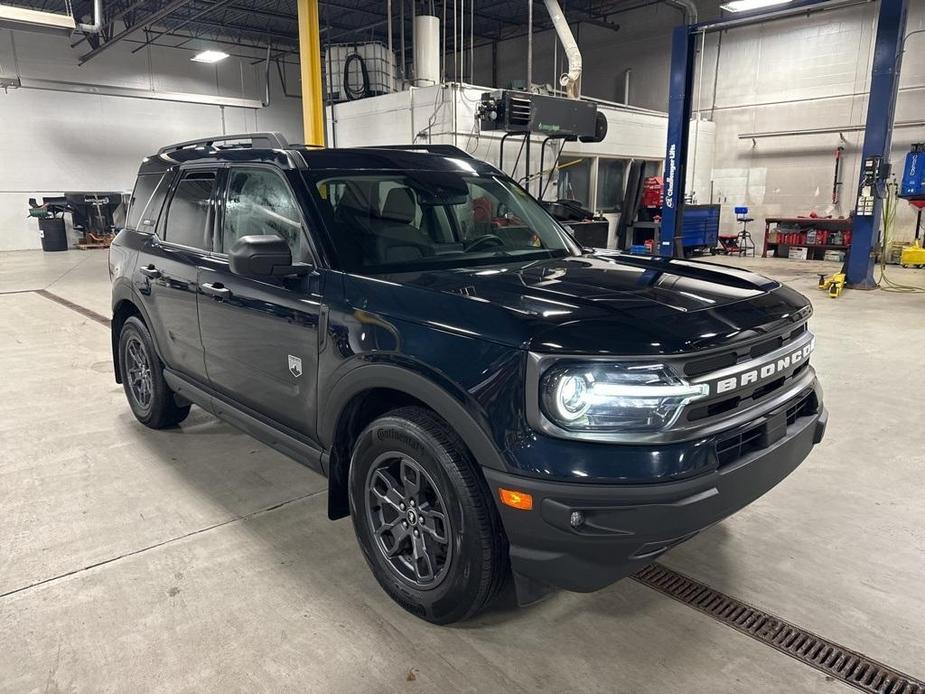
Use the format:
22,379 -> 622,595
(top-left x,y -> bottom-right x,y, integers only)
824,250 -> 845,263
789,246 -> 808,260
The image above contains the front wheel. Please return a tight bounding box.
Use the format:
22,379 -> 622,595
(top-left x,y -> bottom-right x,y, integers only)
348,406 -> 508,624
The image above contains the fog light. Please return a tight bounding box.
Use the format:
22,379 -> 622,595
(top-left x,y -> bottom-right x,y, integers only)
570,511 -> 585,528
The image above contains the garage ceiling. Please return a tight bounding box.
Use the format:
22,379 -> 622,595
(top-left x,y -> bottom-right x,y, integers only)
5,0 -> 628,61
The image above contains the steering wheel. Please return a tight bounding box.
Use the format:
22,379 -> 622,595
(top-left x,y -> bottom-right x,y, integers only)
465,234 -> 506,252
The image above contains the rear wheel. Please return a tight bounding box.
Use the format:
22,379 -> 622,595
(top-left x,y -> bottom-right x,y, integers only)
348,406 -> 508,624
118,316 -> 190,429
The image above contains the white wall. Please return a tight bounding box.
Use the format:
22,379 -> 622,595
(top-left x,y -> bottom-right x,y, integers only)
698,2 -> 925,243
472,0 -> 925,245
0,30 -> 303,251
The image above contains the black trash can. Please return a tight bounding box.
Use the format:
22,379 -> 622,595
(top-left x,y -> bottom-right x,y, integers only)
38,217 -> 68,252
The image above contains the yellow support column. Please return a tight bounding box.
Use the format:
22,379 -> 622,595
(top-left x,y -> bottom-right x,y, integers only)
297,0 -> 325,146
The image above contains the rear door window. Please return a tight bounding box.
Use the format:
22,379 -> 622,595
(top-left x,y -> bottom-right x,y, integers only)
126,173 -> 171,231
163,170 -> 216,250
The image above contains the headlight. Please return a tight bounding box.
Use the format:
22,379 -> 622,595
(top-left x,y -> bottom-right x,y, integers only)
540,363 -> 708,433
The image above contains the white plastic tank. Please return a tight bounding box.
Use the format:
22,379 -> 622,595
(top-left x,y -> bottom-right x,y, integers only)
324,42 -> 396,102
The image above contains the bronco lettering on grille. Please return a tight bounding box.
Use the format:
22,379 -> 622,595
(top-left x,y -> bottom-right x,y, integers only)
705,338 -> 814,396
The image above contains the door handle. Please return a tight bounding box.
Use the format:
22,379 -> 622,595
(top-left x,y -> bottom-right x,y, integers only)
140,264 -> 161,279
200,282 -> 232,300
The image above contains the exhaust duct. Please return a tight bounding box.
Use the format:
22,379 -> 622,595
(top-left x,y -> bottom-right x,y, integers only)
543,0 -> 581,98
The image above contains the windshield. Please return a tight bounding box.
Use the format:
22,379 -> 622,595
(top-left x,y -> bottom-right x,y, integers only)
310,170 -> 578,273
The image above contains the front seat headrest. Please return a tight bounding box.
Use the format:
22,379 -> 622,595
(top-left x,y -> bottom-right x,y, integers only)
381,187 -> 416,224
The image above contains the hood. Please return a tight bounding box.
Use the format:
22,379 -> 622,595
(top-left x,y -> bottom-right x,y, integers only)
344,253 -> 812,356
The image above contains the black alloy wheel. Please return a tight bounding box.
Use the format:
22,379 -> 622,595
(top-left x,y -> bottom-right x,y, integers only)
365,453 -> 452,588
124,335 -> 153,412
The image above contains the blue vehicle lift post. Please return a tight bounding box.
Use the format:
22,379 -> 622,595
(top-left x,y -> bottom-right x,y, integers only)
661,0 -> 907,270
845,0 -> 908,287
659,25 -> 696,258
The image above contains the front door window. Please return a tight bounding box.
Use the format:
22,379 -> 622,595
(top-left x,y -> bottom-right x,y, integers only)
223,168 -> 304,257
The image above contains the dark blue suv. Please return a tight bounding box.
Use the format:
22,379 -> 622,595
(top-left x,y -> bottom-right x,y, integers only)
110,132 -> 826,623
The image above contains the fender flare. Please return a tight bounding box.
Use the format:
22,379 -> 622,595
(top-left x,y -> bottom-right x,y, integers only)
110,280 -> 165,380
320,363 -> 508,473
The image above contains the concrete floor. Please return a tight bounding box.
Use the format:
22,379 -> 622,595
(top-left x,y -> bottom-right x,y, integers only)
1,248 -> 923,693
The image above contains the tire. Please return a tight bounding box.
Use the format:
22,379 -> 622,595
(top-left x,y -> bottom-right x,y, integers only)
118,316 -> 191,429
348,406 -> 508,624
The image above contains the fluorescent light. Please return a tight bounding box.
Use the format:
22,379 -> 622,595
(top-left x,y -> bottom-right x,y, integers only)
720,0 -> 793,12
191,50 -> 229,63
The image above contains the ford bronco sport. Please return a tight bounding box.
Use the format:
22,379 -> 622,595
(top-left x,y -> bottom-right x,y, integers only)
110,132 -> 827,624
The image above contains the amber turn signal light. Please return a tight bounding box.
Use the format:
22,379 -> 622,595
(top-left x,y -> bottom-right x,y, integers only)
499,488 -> 533,510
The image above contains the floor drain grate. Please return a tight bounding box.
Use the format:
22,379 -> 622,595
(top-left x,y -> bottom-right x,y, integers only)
634,563 -> 925,694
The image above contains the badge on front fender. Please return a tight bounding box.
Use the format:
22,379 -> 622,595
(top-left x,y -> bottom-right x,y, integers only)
288,355 -> 303,378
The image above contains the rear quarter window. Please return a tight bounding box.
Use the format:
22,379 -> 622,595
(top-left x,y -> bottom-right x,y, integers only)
125,173 -> 171,232
163,170 -> 216,250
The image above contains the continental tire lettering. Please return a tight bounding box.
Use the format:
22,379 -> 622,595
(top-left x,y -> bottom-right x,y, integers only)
377,427 -> 426,453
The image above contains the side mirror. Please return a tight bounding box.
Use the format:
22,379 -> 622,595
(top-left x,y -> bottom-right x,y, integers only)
228,235 -> 311,277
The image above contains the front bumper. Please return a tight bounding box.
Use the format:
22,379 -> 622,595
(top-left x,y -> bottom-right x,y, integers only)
484,404 -> 827,600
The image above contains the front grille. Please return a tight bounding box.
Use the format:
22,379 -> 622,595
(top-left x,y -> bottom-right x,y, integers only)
750,335 -> 782,358
683,320 -> 814,425
785,387 -> 817,424
684,322 -> 808,378
715,390 -> 817,468
689,361 -> 813,423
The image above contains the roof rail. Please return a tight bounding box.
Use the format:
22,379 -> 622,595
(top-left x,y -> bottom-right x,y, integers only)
359,144 -> 474,158
157,132 -> 290,155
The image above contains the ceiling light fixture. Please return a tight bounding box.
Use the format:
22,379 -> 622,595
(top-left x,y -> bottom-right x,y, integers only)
191,50 -> 230,63
720,0 -> 793,12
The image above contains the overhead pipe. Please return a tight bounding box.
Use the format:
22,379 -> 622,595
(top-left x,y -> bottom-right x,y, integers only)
387,0 -> 394,90
399,0 -> 405,80
261,44 -> 271,107
662,0 -> 697,24
739,120 -> 925,140
698,0 -> 866,32
542,0 -> 581,98
77,0 -> 103,33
